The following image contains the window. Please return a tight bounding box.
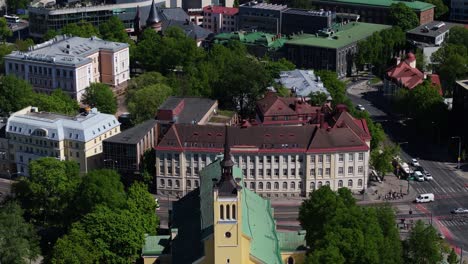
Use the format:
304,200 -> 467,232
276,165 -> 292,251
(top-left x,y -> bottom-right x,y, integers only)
195,180 -> 199,187
291,182 -> 295,189
358,166 -> 363,174
310,169 -> 315,176
318,168 -> 323,176
310,155 -> 315,163
318,155 -> 323,163
338,167 -> 344,175
168,180 -> 172,187
226,205 -> 230,219
187,180 -> 191,189
250,182 -> 255,189
338,180 -> 343,187
325,168 -> 331,176
348,166 -> 354,175
220,205 -> 224,219
318,181 -> 322,188
358,153 -> 364,161
326,181 -> 330,186
160,179 -> 165,187
310,182 -> 315,190
358,179 -> 363,187
274,182 -> 279,190
267,182 -> 271,190
326,155 -> 331,163
349,154 -> 354,162
259,182 -> 263,189
283,182 -> 287,189
232,205 -> 236,219
348,179 -> 353,187
175,180 -> 180,189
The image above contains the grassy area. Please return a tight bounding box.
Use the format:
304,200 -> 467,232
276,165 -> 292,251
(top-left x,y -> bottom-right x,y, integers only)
217,109 -> 235,117
369,77 -> 382,85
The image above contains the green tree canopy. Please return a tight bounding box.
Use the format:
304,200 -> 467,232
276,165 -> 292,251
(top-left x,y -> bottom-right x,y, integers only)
371,145 -> 399,180
0,43 -> 15,73
6,0 -> 29,13
51,223 -> 99,264
406,220 -> 445,263
447,248 -> 459,264
0,75 -> 35,113
43,30 -> 59,41
81,83 -> 117,114
13,158 -> 81,227
0,17 -> 12,42
0,201 -> 40,264
423,0 -> 448,18
263,57 -> 295,80
61,21 -> 99,38
389,3 -> 419,31
126,182 -> 159,234
14,38 -> 34,52
33,89 -> 79,115
309,92 -> 329,106
99,16 -> 132,43
127,83 -> 173,124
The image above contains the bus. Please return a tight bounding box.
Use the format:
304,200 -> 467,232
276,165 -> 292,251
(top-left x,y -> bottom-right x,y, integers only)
4,15 -> 20,23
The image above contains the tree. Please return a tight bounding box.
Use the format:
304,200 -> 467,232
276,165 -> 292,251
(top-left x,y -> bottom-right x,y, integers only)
134,29 -> 162,72
127,83 -> 173,124
81,83 -> 117,114
13,158 -> 81,227
447,248 -> 459,264
99,16 -> 132,43
33,89 -> 79,115
389,3 -> 419,31
15,38 -> 34,52
74,169 -> 127,217
0,75 -> 35,113
315,70 -> 351,108
126,182 -> 159,234
61,21 -> 99,38
0,44 -> 15,73
415,48 -> 426,72
406,220 -> 444,264
375,205 -> 403,264
371,145 -> 399,180
0,201 -> 40,264
263,57 -> 295,80
6,0 -> 29,13
127,71 -> 168,99
423,0 -> 448,18
309,92 -> 328,106
43,30 -> 59,41
0,17 -> 12,43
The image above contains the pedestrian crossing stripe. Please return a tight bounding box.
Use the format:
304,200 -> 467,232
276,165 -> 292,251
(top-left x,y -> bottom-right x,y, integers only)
440,220 -> 468,227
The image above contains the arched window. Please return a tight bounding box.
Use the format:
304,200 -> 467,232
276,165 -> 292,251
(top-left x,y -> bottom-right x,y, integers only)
358,179 -> 363,187
338,180 -> 343,187
250,182 -> 255,189
283,182 -> 287,190
348,179 -> 353,187
291,182 -> 296,189
226,205 -> 230,219
267,182 -> 271,190
187,180 -> 191,189
168,179 -> 173,187
175,180 -> 180,189
259,182 -> 263,189
310,182 -> 315,190
160,179 -> 165,187
232,205 -> 236,219
325,181 -> 330,186
318,181 -> 322,188
274,182 -> 279,190
220,205 -> 224,220
287,256 -> 294,264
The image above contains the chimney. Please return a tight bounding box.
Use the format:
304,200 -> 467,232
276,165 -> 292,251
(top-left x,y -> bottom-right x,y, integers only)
319,113 -> 325,128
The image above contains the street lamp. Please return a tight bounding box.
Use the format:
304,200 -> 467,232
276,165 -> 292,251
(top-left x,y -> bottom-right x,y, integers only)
451,136 -> 462,169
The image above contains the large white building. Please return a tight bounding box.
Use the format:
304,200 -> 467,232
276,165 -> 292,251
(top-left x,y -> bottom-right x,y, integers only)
4,35 -> 130,101
6,106 -> 121,175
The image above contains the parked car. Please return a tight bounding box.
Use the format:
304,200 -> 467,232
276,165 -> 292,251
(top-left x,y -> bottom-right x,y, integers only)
411,158 -> 420,167
424,172 -> 433,181
356,104 -> 365,111
451,208 -> 468,214
415,193 -> 434,203
414,171 -> 425,182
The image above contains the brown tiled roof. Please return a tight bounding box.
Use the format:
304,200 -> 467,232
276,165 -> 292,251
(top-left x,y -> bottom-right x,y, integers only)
307,127 -> 368,153
257,93 -> 320,116
331,111 -> 371,141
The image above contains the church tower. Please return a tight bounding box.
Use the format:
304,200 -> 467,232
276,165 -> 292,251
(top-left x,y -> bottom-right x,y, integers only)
133,5 -> 141,36
213,125 -> 245,264
146,0 -> 162,32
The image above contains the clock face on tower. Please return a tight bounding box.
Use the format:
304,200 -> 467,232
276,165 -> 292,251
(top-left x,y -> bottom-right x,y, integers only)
225,232 -> 232,238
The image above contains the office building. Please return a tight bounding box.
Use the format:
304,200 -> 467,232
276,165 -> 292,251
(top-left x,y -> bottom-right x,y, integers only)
4,35 -> 130,101
238,2 -> 288,34
281,8 -> 334,35
6,106 -> 120,175
451,0 -> 468,22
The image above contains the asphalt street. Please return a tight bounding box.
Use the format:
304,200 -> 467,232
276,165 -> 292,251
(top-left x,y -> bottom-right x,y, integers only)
347,80 -> 468,254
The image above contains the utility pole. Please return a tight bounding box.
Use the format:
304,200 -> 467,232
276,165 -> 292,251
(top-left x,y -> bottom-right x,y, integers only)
451,136 -> 462,169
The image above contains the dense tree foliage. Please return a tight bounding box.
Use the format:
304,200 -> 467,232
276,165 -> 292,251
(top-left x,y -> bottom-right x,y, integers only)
308,92 -> 328,106
389,3 -> 419,31
50,224 -> 99,264
128,83 -> 172,124
299,187 -> 402,264
263,57 -> 295,80
61,20 -> 99,38
0,44 -> 15,72
99,16 -> 131,43
33,89 -> 79,115
14,38 -> 34,51
405,220 -> 446,263
0,75 -> 35,113
81,83 -> 117,114
423,0 -> 448,18
0,17 -> 12,43
447,248 -> 459,264
371,145 -> 399,180
6,0 -> 29,13
0,201 -> 40,264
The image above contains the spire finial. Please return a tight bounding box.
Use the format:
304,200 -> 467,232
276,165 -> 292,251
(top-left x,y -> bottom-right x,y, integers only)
221,125 -> 234,170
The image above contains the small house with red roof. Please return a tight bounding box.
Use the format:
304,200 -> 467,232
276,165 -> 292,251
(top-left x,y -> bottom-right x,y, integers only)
383,52 -> 441,97
202,5 -> 239,33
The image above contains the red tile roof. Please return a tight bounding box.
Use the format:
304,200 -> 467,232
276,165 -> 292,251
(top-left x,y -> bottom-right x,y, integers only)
257,93 -> 321,118
203,5 -> 239,16
386,61 -> 424,89
429,74 -> 443,95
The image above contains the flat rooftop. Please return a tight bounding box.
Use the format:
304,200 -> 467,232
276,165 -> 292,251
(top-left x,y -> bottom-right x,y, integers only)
313,0 -> 434,11
240,2 -> 288,11
214,31 -> 287,49
104,119 -> 157,144
283,8 -> 333,17
407,21 -> 462,37
285,22 -> 390,49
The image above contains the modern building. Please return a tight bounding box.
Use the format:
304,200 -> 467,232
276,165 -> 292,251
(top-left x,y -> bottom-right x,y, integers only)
453,80 -> 468,139
311,0 -> 434,25
155,107 -> 371,198
256,92 -> 327,126
6,19 -> 29,42
450,0 -> 468,22
102,119 -> 158,179
143,135 -> 307,264
4,35 -> 130,101
6,106 -> 120,176
238,2 -> 288,34
202,5 -> 239,33
281,8 -> 334,35
276,69 -> 330,97
28,0 -> 165,38
284,22 -> 390,77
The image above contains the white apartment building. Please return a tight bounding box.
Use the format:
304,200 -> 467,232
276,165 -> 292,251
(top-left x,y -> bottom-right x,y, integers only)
4,35 -> 130,101
6,106 -> 121,175
155,110 -> 372,197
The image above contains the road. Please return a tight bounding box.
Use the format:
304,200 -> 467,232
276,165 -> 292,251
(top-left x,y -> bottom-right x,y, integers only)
347,79 -> 468,254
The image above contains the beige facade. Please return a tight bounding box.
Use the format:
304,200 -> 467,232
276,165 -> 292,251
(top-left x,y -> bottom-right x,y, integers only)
156,149 -> 369,197
6,107 -> 120,175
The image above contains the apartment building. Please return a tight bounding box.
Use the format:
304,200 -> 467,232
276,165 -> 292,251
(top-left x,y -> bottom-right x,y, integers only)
155,108 -> 371,197
6,106 -> 120,176
4,35 -> 130,101
202,5 -> 239,33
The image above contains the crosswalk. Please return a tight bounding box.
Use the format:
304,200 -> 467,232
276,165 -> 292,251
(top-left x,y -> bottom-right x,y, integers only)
439,219 -> 468,227
413,186 -> 468,195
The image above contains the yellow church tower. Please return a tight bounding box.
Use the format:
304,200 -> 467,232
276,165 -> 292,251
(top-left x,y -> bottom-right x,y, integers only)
213,127 -> 245,264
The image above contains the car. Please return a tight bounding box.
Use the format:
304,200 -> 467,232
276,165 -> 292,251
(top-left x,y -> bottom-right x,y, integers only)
415,193 -> 434,203
451,208 -> 468,214
411,158 -> 420,167
424,172 -> 433,181
356,104 -> 365,111
414,171 -> 425,182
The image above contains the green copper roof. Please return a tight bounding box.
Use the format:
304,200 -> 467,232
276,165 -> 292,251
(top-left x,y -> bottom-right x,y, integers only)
285,22 -> 390,49
214,31 -> 287,50
199,157 -> 286,264
318,0 -> 434,11
277,231 -> 307,252
142,235 -> 171,256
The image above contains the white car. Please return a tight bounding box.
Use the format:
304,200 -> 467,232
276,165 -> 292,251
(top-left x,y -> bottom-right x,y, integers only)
411,158 -> 420,167
356,104 -> 365,111
451,208 -> 468,214
414,171 -> 425,182
424,172 -> 433,181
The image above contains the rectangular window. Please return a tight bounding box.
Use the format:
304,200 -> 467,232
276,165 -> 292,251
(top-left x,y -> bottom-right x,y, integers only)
326,155 -> 331,163
358,153 -> 364,161
318,168 -> 323,176
310,155 -> 315,163
76,152 -> 79,158
338,167 -> 344,175
310,169 -> 315,176
318,155 -> 323,163
348,166 -> 354,175
339,154 -> 344,162
349,154 -> 354,162
325,168 -> 331,176
358,166 -> 363,174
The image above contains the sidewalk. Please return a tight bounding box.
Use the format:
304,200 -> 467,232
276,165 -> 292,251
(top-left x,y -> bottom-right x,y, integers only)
356,174 -> 418,205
